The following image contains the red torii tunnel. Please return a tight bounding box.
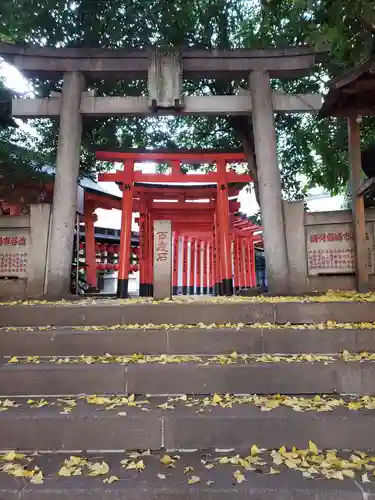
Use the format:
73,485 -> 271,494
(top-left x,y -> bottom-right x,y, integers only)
96,149 -> 262,298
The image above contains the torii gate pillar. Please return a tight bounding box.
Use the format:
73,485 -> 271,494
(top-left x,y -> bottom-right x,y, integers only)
47,71 -> 85,296
250,70 -> 289,294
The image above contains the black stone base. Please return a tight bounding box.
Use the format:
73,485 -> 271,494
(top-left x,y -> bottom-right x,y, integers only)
182,286 -> 188,295
117,279 -> 128,298
172,286 -> 178,295
189,286 -> 194,295
222,278 -> 234,296
202,287 -> 208,295
195,287 -> 201,295
209,287 -> 214,295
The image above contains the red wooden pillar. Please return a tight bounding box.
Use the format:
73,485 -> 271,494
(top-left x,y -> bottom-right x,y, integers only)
139,197 -> 147,296
216,160 -> 233,296
196,239 -> 202,295
84,203 -> 97,290
189,238 -> 196,295
172,231 -> 178,295
233,236 -> 240,293
208,242 -> 214,295
248,238 -> 256,287
143,195 -> 153,297
148,211 -> 154,296
245,238 -> 251,288
213,211 -> 221,295
182,236 -> 188,295
202,240 -> 208,295
241,238 -> 248,289
118,161 -> 134,298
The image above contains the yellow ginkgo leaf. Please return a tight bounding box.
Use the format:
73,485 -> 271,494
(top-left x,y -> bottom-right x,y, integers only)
183,467 -> 194,474
12,466 -> 34,477
188,475 -> 200,484
66,456 -> 84,467
1,451 -> 25,461
234,470 -> 245,483
268,467 -> 280,475
330,471 -> 344,480
362,473 -> 371,483
103,475 -> 119,484
302,471 -> 314,479
8,357 -> 18,363
213,393 -> 222,404
342,469 -> 355,479
160,455 -> 174,466
251,445 -> 260,456
58,466 -> 72,477
136,460 -> 145,470
279,446 -> 286,455
30,471 -> 44,484
88,461 -> 110,476
308,441 -> 319,455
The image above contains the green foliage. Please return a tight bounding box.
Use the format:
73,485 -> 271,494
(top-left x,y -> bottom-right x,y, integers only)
1,0 -> 375,204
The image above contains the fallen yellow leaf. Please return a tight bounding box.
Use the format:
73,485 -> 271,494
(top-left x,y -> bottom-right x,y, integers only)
58,466 -> 72,477
251,444 -> 260,456
160,455 -> 174,466
30,471 -> 44,484
309,441 -> 319,455
103,476 -> 119,484
88,461 -> 110,476
234,470 -> 245,483
188,475 -> 200,484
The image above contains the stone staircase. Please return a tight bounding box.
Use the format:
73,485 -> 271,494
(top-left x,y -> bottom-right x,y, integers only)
1,299 -> 375,498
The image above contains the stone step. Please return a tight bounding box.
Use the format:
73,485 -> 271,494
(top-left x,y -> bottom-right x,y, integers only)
1,300 -> 375,327
0,450 -> 372,499
2,327 -> 375,356
1,396 -> 375,451
0,360 -> 374,395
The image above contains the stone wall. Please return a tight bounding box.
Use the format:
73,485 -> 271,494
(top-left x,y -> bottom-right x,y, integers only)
0,204 -> 51,299
284,201 -> 375,293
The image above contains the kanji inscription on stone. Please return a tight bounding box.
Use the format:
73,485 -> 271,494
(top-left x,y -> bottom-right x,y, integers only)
0,231 -> 29,277
153,220 -> 172,300
306,223 -> 375,275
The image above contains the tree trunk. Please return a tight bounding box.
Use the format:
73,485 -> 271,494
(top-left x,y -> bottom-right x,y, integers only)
228,116 -> 261,209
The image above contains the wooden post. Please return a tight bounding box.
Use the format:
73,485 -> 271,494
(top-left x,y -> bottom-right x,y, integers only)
247,239 -> 256,287
217,160 -> 233,296
213,211 -> 220,295
139,197 -> 147,297
172,231 -> 178,295
83,203 -> 97,290
117,161 -> 134,298
148,211 -> 154,297
208,242 -> 214,295
234,236 -> 240,292
196,239 -> 202,295
189,239 -> 195,295
182,236 -> 188,295
348,116 -> 369,292
243,238 -> 250,289
202,240 -> 208,295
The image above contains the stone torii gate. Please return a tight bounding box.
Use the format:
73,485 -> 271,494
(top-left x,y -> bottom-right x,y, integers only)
0,43 -> 323,296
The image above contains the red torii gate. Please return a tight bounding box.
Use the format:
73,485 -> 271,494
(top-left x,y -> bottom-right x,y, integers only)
97,149 -> 254,298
